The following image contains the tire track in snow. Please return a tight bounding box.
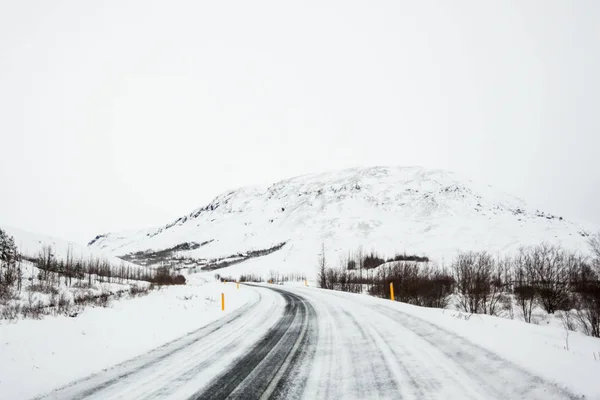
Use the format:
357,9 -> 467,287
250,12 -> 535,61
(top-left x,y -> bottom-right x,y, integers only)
293,286 -> 578,400
374,305 -> 579,400
37,287 -> 288,400
37,285 -> 316,400
338,308 -> 401,398
36,292 -> 263,400
190,287 -> 316,400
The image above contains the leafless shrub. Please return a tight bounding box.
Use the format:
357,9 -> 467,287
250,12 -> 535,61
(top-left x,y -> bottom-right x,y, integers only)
452,252 -> 505,315
500,294 -> 514,319
238,273 -> 264,283
73,290 -> 94,306
74,289 -> 112,308
514,248 -> 536,323
574,300 -> 600,338
558,311 -> 573,351
129,285 -> 150,297
372,263 -> 453,308
153,266 -> 186,286
96,292 -> 111,307
0,283 -> 17,303
559,310 -> 577,331
21,301 -> 45,319
268,271 -> 306,284
57,292 -> 71,313
451,311 -> 474,321
528,244 -> 571,314
28,283 -> 60,295
72,281 -> 92,289
330,251 -> 453,306
1,302 -> 21,320
21,292 -> 45,319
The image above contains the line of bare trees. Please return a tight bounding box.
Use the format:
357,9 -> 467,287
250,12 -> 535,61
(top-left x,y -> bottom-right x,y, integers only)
317,235 -> 600,337
24,245 -> 186,288
215,270 -> 307,284
1,226 -> 188,319
318,245 -> 452,307
452,243 -> 600,337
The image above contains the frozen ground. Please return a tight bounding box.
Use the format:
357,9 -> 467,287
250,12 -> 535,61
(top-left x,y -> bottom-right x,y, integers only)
2,276 -> 599,399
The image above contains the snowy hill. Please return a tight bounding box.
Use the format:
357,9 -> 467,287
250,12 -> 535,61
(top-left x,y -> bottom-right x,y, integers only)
1,224 -> 136,268
88,166 -> 596,276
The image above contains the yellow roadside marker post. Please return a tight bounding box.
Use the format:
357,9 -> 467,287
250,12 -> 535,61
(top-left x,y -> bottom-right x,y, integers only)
221,293 -> 225,311
236,282 -> 239,290
390,282 -> 395,301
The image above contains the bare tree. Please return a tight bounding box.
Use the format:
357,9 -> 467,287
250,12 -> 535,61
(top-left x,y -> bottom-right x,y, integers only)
317,243 -> 327,289
452,252 -> 501,315
514,248 -> 536,323
572,237 -> 600,337
529,244 -> 570,314
453,252 -> 478,313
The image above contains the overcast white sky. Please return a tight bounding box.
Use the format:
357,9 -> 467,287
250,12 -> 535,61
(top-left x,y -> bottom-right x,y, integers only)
1,1 -> 599,244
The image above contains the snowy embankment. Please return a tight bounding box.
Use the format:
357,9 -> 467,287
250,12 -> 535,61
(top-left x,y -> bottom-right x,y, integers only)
0,276 -> 257,400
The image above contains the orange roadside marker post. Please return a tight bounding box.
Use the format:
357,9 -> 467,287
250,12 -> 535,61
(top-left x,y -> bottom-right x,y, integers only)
221,293 -> 225,311
390,282 -> 395,301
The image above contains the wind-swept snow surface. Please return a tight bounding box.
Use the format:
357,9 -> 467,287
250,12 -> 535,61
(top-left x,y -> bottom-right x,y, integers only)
7,283 -> 598,399
88,166 -> 595,278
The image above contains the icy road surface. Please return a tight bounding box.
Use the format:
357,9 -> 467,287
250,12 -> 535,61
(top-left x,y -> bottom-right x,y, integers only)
39,285 -> 576,400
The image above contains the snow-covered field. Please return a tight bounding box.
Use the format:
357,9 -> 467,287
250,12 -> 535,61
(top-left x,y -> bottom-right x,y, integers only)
0,275 -> 256,399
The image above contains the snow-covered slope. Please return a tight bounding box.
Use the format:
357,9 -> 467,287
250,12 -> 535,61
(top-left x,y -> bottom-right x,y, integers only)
1,224 -> 135,268
88,166 -> 596,275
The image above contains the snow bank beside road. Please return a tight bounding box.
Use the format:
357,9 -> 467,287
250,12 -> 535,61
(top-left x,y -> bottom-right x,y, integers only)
0,278 -> 257,400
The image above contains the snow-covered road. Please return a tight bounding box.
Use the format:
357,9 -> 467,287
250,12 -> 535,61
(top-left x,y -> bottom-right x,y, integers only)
38,284 -> 579,400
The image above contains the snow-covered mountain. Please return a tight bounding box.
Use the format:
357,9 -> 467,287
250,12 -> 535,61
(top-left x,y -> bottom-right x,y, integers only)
88,166 -> 596,275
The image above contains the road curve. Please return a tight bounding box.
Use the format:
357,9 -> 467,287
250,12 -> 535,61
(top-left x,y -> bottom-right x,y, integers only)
190,287 -> 316,399
36,285 -> 314,400
289,287 -> 578,400
37,284 -> 578,400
